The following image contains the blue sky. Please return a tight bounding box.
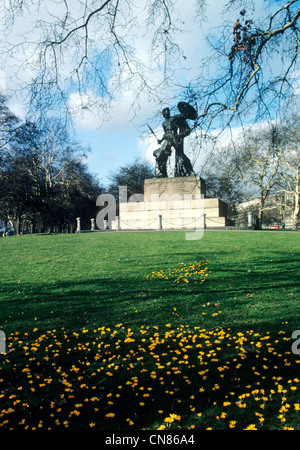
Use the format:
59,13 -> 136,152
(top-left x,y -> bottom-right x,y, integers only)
79,126 -> 143,186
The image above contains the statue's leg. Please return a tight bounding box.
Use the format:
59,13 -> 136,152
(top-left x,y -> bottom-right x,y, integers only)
175,144 -> 195,176
160,151 -> 170,177
154,143 -> 170,177
183,154 -> 195,175
174,143 -> 185,177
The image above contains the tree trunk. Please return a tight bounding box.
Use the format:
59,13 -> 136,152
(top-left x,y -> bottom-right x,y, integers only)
258,196 -> 264,230
292,191 -> 299,231
15,214 -> 21,235
30,220 -> 36,234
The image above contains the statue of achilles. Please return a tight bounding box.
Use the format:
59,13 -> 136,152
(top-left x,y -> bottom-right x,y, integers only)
153,102 -> 197,177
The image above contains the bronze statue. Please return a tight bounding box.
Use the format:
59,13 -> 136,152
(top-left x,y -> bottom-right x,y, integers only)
153,102 -> 197,177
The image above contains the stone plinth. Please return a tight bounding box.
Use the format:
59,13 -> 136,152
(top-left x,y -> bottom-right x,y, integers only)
111,176 -> 232,231
144,176 -> 206,200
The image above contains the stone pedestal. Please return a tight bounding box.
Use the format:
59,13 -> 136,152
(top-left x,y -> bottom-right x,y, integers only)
111,176 -> 232,231
144,176 -> 206,199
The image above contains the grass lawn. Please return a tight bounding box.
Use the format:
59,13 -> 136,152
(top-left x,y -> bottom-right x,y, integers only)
0,230 -> 299,430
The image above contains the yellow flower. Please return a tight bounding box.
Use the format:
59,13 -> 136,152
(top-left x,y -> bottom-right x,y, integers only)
170,414 -> 181,421
244,424 -> 257,430
164,414 -> 181,423
164,417 -> 174,423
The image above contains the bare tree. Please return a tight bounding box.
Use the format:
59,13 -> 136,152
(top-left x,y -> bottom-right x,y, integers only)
181,1 -> 300,162
201,143 -> 245,218
196,2 -> 300,111
1,0 -> 300,139
0,117 -> 99,233
0,94 -> 19,148
1,0 -> 202,122
108,158 -> 155,201
238,125 -> 282,228
276,115 -> 300,230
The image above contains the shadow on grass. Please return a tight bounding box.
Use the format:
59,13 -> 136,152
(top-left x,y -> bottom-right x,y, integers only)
0,253 -> 299,335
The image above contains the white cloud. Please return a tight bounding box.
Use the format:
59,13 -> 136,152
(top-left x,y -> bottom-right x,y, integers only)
68,91 -> 104,130
0,71 -> 6,94
69,82 -> 159,133
7,99 -> 27,121
138,131 -> 159,164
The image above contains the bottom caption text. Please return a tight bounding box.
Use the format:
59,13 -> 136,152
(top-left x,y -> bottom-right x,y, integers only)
104,432 -> 196,447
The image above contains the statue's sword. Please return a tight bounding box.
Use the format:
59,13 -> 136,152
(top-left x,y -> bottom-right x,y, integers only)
147,124 -> 158,141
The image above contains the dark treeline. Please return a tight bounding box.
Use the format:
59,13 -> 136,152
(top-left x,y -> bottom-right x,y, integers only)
0,95 -> 104,234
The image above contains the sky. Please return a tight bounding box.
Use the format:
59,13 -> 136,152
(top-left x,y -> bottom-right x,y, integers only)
0,0 -> 277,186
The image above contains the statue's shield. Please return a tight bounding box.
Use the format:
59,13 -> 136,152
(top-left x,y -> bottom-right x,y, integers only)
177,102 -> 198,120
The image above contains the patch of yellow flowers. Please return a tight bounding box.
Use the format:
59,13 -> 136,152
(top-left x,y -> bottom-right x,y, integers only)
147,260 -> 209,284
0,323 -> 299,430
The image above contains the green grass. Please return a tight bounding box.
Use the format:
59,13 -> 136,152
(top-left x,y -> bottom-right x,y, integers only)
0,230 -> 299,430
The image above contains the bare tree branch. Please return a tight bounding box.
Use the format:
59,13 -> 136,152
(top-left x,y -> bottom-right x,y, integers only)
1,0 -> 300,139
